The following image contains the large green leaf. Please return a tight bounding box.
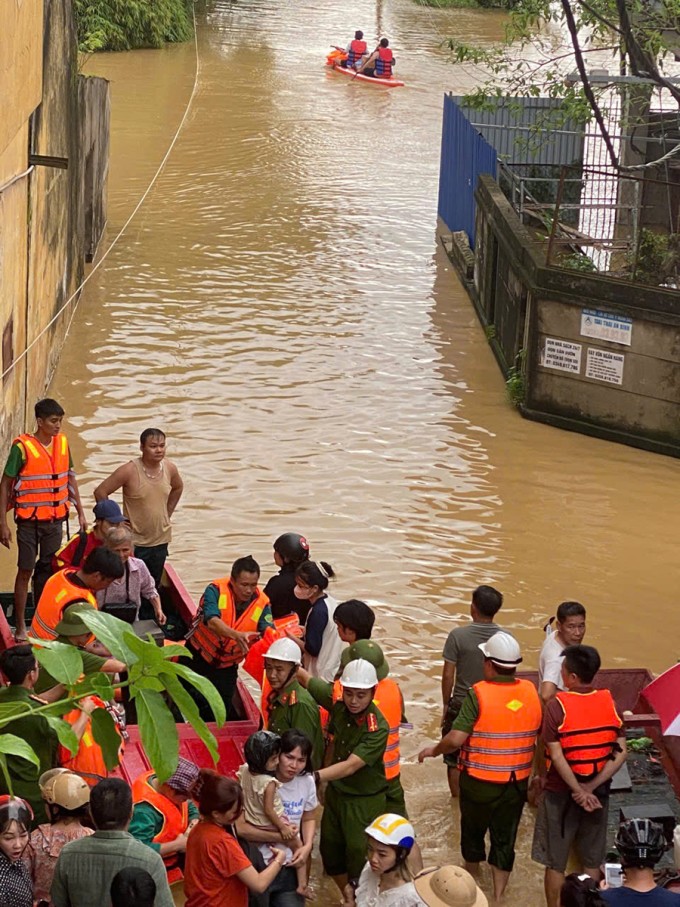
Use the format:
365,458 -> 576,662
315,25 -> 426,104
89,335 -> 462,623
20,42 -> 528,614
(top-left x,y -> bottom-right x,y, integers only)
162,661 -> 226,727
88,672 -> 115,701
122,631 -> 164,666
163,674 -> 218,765
135,689 -> 179,783
77,610 -> 138,664
46,716 -> 79,757
33,641 -> 84,686
0,702 -> 34,728
90,708 -> 122,771
0,733 -> 40,768
0,755 -> 12,795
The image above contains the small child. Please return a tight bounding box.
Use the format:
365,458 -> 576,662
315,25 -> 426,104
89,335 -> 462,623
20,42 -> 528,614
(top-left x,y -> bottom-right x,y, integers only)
237,730 -> 308,896
333,599 -> 375,645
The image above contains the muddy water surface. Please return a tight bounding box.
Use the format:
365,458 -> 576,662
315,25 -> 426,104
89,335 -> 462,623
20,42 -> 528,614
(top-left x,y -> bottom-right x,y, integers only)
37,0 -> 680,898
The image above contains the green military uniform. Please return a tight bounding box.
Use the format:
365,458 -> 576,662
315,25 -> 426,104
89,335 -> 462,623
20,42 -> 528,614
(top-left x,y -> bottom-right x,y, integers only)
308,678 -> 388,880
129,797 -> 200,853
34,635 -> 108,695
0,686 -> 58,822
266,679 -> 325,770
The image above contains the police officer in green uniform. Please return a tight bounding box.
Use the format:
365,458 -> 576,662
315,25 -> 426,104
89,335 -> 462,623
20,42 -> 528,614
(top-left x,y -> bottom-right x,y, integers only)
263,638 -> 325,770
0,645 -> 58,822
298,658 -> 388,891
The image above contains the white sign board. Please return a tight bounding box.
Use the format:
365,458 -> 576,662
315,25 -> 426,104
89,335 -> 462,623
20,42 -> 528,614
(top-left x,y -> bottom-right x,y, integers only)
580,309 -> 632,346
585,347 -> 624,385
542,338 -> 582,374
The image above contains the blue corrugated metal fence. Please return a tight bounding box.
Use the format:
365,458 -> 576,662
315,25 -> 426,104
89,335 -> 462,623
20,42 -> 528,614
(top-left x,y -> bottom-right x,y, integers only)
438,94 -> 497,249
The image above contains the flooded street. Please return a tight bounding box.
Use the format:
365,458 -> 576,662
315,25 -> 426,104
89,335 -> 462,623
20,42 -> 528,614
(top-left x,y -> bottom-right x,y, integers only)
34,0 -> 680,897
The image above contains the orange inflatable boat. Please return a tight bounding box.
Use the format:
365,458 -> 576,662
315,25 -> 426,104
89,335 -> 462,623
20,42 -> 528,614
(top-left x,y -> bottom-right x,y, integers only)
326,49 -> 405,88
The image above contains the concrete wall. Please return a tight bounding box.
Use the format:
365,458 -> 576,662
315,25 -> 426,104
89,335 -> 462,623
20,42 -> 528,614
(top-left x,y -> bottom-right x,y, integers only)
448,175 -> 680,458
0,0 -> 109,451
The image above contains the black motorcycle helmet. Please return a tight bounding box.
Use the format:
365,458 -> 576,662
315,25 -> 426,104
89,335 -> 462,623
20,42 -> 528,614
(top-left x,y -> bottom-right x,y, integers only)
615,818 -> 666,868
244,730 -> 282,775
273,533 -> 310,567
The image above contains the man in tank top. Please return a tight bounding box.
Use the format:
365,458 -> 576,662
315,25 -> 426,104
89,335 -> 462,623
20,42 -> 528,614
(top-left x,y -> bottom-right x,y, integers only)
94,428 -> 183,587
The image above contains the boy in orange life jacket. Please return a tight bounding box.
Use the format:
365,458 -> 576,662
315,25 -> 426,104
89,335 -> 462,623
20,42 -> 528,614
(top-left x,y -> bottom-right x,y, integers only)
0,398 -> 88,642
531,644 -> 626,907
341,30 -> 368,69
419,632 -> 542,906
185,555 -> 274,721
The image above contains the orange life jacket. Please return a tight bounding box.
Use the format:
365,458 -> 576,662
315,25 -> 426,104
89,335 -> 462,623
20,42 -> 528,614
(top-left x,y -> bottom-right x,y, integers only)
554,689 -> 621,779
459,679 -> 542,783
60,695 -> 123,786
331,677 -> 404,779
347,38 -> 367,66
12,433 -> 70,521
375,47 -> 394,77
188,578 -> 267,668
132,770 -> 189,881
30,569 -> 97,641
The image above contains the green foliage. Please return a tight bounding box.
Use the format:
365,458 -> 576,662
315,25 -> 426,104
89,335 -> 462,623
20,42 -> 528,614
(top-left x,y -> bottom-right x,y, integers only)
0,611 -> 226,791
506,349 -> 526,407
632,229 -> 669,282
73,0 -> 193,53
562,252 -> 596,272
485,324 -> 497,341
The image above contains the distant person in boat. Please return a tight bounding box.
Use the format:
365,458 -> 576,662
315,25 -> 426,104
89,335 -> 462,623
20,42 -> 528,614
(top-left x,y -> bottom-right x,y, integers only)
262,638 -> 325,770
129,758 -> 200,884
184,770 -> 287,906
531,644 -> 626,907
600,819 -> 679,905
340,30 -> 369,69
237,728 -> 319,907
30,547 -> 124,642
441,585 -> 507,798
0,398 -> 88,642
94,428 -> 184,587
0,646 -> 59,823
334,599 -> 376,646
418,633 -> 541,905
52,499 -> 128,572
286,560 -> 345,682
51,777 -> 174,907
298,658 -> 389,891
264,532 -> 311,622
358,38 -> 396,79
538,601 -> 587,703
100,525 -> 166,626
185,555 -> 274,721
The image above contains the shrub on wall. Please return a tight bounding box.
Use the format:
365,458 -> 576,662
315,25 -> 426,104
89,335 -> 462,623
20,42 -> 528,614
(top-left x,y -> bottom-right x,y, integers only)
74,0 -> 193,52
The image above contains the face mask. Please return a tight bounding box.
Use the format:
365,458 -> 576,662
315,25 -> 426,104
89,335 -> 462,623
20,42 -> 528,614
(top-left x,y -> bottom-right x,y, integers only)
294,585 -> 313,600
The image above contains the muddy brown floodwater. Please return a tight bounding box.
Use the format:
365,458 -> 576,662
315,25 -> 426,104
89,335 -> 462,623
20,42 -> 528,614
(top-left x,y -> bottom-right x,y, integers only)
28,0 -> 680,900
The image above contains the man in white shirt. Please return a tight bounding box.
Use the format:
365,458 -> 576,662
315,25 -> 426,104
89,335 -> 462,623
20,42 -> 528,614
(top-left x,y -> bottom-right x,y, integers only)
538,601 -> 586,704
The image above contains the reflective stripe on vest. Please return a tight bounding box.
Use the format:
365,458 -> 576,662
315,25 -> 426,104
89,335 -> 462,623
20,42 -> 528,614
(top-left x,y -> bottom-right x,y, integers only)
30,570 -> 97,640
375,47 -> 393,77
13,433 -> 70,521
132,770 -> 189,874
189,578 -> 267,668
332,676 -> 403,779
459,679 -> 542,783
555,689 -> 621,778
347,39 -> 367,66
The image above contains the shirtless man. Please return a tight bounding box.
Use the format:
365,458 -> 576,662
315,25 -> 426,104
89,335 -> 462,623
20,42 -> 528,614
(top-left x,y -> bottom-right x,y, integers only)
94,428 -> 183,586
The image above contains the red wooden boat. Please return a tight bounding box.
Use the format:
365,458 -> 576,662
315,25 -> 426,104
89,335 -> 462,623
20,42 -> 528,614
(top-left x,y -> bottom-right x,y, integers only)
0,564 -> 262,782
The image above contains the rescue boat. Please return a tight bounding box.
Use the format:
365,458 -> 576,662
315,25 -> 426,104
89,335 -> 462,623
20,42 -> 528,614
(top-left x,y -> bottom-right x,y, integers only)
326,49 -> 405,89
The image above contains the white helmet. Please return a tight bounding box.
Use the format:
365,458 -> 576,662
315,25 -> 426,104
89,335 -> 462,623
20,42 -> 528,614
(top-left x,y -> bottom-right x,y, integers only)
478,632 -> 522,667
340,658 -> 378,689
264,638 -> 302,665
365,813 -> 416,849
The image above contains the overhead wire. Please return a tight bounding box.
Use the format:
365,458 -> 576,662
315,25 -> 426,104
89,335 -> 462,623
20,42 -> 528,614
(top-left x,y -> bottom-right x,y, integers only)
4,2 -> 201,383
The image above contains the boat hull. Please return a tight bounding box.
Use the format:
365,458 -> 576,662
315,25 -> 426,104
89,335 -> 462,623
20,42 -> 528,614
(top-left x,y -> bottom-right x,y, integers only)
325,51 -> 404,88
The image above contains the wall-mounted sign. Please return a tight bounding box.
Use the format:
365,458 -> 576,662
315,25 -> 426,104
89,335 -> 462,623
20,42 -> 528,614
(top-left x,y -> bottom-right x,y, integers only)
580,309 -> 632,346
542,338 -> 582,374
585,347 -> 624,385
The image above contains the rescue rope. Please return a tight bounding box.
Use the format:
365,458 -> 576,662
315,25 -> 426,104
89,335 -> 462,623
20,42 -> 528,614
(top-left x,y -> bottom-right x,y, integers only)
2,2 -> 201,384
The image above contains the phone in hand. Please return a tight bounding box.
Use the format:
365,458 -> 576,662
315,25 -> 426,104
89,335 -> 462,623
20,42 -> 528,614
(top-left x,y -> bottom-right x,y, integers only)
604,863 -> 623,888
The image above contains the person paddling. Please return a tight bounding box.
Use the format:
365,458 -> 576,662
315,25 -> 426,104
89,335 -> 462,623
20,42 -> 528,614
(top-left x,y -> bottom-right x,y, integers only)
358,38 -> 396,79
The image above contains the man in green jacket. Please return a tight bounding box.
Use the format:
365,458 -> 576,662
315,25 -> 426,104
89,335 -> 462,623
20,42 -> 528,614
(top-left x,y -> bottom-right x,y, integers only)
263,638 -> 325,770
0,645 -> 58,821
298,657 -> 388,891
